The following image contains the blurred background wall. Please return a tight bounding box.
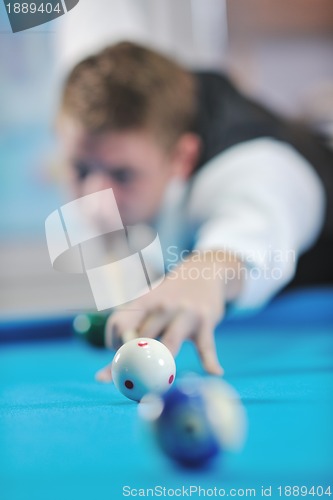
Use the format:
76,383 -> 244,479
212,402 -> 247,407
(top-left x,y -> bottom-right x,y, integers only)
1,0 -> 333,318
227,0 -> 333,130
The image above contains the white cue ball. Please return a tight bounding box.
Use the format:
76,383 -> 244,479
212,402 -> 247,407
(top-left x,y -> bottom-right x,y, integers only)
111,338 -> 176,402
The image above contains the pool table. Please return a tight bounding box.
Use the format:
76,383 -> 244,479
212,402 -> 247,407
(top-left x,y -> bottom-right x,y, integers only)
1,287 -> 332,500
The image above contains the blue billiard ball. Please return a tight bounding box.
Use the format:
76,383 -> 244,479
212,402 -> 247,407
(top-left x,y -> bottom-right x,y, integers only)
139,376 -> 247,467
153,383 -> 221,466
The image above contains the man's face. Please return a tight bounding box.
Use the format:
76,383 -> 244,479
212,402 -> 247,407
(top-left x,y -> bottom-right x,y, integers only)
58,120 -> 181,227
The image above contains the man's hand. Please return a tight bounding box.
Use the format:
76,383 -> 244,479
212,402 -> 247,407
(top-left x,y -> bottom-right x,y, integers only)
96,251 -> 243,382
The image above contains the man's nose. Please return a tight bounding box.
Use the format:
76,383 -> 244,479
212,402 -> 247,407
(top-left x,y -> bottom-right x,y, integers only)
83,172 -> 115,195
80,173 -> 125,221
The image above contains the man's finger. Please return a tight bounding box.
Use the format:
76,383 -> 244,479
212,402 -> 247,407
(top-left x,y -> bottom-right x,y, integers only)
161,310 -> 197,357
95,363 -> 113,383
105,306 -> 147,349
195,321 -> 224,376
138,307 -> 175,339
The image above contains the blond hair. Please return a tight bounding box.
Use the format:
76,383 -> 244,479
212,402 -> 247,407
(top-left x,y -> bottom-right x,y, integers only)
61,41 -> 197,149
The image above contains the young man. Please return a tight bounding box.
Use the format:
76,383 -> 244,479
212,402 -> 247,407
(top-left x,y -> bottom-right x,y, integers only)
58,41 -> 333,379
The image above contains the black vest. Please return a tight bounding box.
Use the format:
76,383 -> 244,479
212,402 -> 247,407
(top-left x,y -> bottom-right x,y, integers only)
193,72 -> 333,285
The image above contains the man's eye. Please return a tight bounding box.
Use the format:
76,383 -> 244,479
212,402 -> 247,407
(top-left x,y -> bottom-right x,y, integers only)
111,169 -> 136,185
73,162 -> 91,180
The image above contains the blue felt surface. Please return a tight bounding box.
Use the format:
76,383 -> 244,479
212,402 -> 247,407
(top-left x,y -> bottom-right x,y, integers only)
0,288 -> 332,500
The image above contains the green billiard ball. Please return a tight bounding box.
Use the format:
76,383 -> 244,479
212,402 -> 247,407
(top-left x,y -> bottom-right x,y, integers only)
73,313 -> 110,347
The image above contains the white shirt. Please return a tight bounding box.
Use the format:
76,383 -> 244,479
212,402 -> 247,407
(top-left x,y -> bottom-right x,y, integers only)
156,138 -> 325,310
